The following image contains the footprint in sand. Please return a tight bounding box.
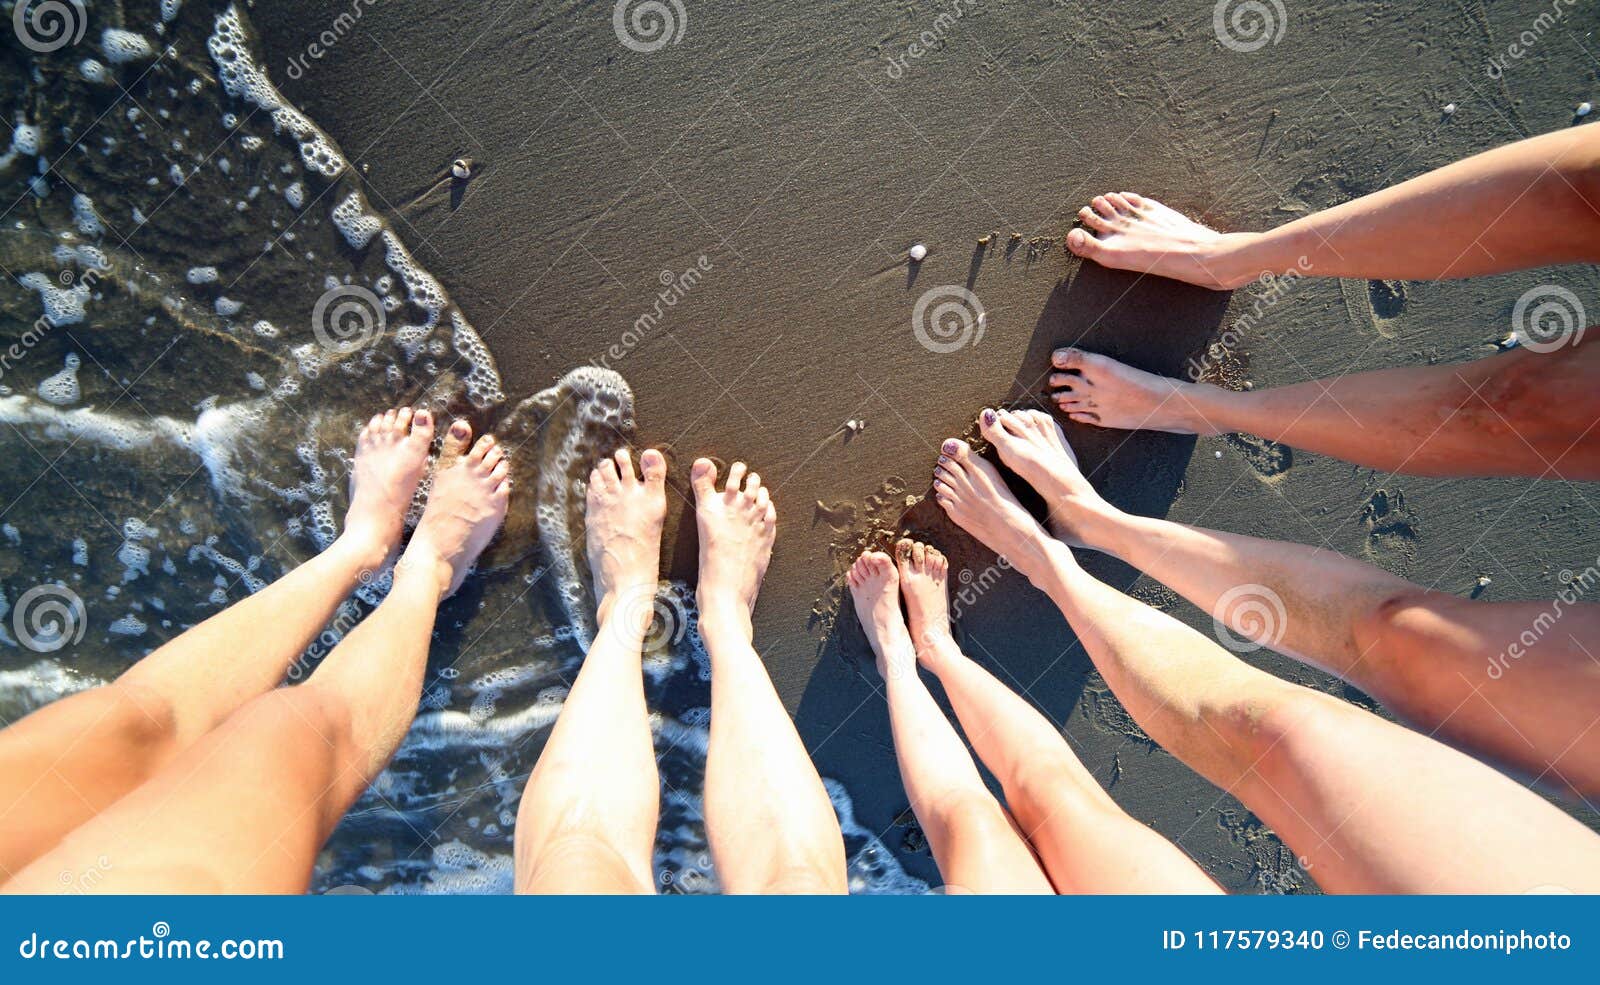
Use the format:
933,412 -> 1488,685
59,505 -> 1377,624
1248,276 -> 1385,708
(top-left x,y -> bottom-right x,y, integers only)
1224,434 -> 1294,479
1360,487 -> 1419,571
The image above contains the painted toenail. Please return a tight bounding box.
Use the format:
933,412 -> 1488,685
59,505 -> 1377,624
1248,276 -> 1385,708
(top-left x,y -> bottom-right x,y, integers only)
981,409 -> 997,426
416,410 -> 431,426
942,439 -> 960,455
450,421 -> 469,437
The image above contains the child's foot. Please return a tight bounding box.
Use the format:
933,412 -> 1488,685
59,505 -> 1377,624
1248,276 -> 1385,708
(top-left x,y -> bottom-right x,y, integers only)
691,459 -> 777,638
894,539 -> 953,656
400,420 -> 510,598
585,447 -> 669,627
1064,192 -> 1254,290
345,407 -> 435,568
975,407 -> 1123,549
1047,348 -> 1223,435
932,440 -> 1055,581
847,551 -> 915,680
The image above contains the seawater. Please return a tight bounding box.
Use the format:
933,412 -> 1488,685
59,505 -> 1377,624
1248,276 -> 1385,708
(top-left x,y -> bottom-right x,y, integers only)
0,0 -> 923,895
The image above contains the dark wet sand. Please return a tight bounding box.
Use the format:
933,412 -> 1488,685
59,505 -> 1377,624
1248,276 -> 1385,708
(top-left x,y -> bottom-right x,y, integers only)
258,0 -> 1600,889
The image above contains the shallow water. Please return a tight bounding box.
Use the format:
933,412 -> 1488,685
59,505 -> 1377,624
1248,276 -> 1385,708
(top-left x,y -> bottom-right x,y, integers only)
0,0 -> 921,894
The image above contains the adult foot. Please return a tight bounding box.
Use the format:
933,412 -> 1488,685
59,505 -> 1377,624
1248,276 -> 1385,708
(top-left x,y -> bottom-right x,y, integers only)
847,551 -> 915,680
691,459 -> 777,636
931,440 -> 1054,581
400,421 -> 510,597
976,407 -> 1123,549
1047,348 -> 1224,435
894,539 -> 953,655
585,447 -> 669,628
1065,192 -> 1253,290
345,407 -> 435,568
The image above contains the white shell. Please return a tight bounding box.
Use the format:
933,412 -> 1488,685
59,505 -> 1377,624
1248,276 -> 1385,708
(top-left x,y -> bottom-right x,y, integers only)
451,159 -> 472,179
1476,575 -> 1493,588
1443,102 -> 1457,115
908,243 -> 928,261
1578,102 -> 1593,117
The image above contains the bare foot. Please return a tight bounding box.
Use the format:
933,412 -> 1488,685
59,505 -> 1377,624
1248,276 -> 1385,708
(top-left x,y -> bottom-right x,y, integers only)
893,539 -> 952,655
1065,192 -> 1254,291
585,447 -> 668,627
931,440 -> 1055,582
345,407 -> 435,568
975,407 -> 1124,549
1048,348 -> 1224,435
691,459 -> 777,637
846,551 -> 915,680
400,420 -> 511,598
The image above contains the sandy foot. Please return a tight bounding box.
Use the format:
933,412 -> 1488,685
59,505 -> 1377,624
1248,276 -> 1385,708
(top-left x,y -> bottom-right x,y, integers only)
931,439 -> 1054,579
976,408 -> 1121,549
847,551 -> 915,679
401,421 -> 511,597
585,447 -> 669,626
692,459 -> 777,625
894,539 -> 952,654
345,407 -> 435,567
1048,348 -> 1223,435
1065,192 -> 1248,290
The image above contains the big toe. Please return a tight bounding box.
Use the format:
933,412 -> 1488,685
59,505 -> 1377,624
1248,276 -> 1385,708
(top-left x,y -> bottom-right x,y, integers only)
409,409 -> 435,443
440,420 -> 473,462
1052,347 -> 1088,370
940,437 -> 971,462
691,458 -> 719,498
1066,228 -> 1100,258
641,448 -> 668,484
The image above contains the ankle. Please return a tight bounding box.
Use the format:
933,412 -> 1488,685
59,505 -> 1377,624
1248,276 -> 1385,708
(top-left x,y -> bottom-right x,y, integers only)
1210,231 -> 1274,289
393,540 -> 452,601
697,598 -> 753,644
331,528 -> 394,575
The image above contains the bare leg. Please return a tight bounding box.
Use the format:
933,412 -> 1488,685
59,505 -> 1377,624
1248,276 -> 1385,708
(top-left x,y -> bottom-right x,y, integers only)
890,539 -> 1220,893
693,459 -> 846,894
1064,127 -> 1600,289
931,429 -> 1600,893
0,408 -> 434,879
982,406 -> 1600,797
514,448 -> 669,895
846,548 -> 1052,894
3,422 -> 509,893
1047,343 -> 1600,480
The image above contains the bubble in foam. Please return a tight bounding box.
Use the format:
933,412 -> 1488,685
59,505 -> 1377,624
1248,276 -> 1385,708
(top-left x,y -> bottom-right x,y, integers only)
162,0 -> 184,22
102,29 -> 156,65
108,613 -> 148,637
214,296 -> 243,316
19,273 -> 89,326
11,124 -> 40,156
36,354 -> 81,406
186,265 -> 219,284
331,192 -> 382,249
284,181 -> 305,209
71,194 -> 103,236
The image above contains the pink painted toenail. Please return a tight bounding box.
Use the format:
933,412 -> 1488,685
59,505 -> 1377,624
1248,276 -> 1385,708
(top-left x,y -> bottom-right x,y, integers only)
942,439 -> 960,455
450,421 -> 469,437
981,409 -> 997,425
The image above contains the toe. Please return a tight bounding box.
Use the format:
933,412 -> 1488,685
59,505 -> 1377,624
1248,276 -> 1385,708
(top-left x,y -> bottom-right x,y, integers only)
411,409 -> 434,441
483,444 -> 506,471
1106,193 -> 1136,215
743,471 -> 761,494
1067,411 -> 1100,426
1052,347 -> 1086,370
368,414 -> 384,433
1123,191 -> 1147,207
755,486 -> 770,510
1078,207 -> 1114,233
383,409 -> 398,428
440,420 -> 473,462
614,448 -> 635,483
491,460 -> 510,481
1091,195 -> 1118,218
724,461 -> 747,493
911,541 -> 926,567
763,503 -> 776,527
691,458 -> 719,499
396,408 -> 414,433
470,434 -> 496,462
1065,228 -> 1100,257
640,448 -> 667,484
595,459 -> 619,488
1048,373 -> 1082,391
995,409 -> 1027,436
941,438 -> 970,461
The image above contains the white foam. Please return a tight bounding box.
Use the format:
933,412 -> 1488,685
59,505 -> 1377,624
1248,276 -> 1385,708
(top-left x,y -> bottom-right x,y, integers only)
186,265 -> 219,284
19,272 -> 89,326
331,192 -> 381,249
36,353 -> 80,406
102,28 -> 156,65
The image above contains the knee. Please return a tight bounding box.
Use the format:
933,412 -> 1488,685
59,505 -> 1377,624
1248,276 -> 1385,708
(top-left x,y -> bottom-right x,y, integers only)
98,682 -> 181,761
921,788 -> 1015,844
1208,686 -> 1335,773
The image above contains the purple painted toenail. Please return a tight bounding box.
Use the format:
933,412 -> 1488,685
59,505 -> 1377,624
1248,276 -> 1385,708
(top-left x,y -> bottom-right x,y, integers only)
416,410 -> 431,426
942,439 -> 960,455
451,421 -> 469,437
981,409 -> 997,426
938,455 -> 949,465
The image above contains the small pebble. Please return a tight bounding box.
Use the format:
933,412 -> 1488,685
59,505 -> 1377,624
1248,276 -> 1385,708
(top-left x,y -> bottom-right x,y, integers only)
451,158 -> 473,180
1214,451 -> 1223,459
1497,332 -> 1520,350
908,244 -> 928,262
1476,575 -> 1493,588
1443,102 -> 1457,116
1578,102 -> 1593,118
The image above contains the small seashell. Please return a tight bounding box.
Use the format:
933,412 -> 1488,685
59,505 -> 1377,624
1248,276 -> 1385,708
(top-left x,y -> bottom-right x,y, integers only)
1578,102 -> 1593,118
1443,102 -> 1457,115
1214,450 -> 1223,459
1497,332 -> 1520,350
978,234 -> 992,246
1476,575 -> 1493,588
908,243 -> 928,262
451,158 -> 473,180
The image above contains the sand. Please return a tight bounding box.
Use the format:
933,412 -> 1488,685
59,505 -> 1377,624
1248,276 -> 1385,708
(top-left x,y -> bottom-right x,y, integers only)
253,0 -> 1600,890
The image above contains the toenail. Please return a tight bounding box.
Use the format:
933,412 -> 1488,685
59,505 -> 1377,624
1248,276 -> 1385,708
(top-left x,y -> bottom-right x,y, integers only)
416,410 -> 430,426
941,439 -> 960,455
938,455 -> 949,464
450,421 -> 469,437
981,409 -> 997,425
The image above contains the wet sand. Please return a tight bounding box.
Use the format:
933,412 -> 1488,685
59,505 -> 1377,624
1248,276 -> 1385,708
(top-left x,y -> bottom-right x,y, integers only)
256,0 -> 1600,889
